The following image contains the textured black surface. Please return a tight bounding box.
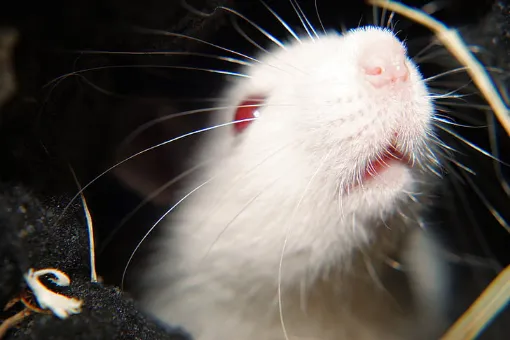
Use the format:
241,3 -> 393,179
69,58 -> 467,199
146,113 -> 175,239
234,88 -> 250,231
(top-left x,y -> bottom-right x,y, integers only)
0,185 -> 190,339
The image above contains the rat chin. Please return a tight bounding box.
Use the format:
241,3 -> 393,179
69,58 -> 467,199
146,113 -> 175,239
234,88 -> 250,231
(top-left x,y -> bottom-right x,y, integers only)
345,163 -> 417,216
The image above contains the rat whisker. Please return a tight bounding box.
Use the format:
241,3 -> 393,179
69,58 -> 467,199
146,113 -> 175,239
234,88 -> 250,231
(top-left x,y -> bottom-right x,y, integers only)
201,177 -> 281,262
429,92 -> 473,101
121,102 -> 270,147
231,16 -> 270,54
427,82 -> 474,100
217,6 -> 287,49
180,0 -> 217,17
436,101 -> 492,111
434,107 -> 486,126
427,132 -> 460,155
425,66 -> 506,85
73,74 -> 121,97
361,250 -> 398,303
290,0 -> 320,39
44,65 -> 249,88
415,45 -> 496,64
417,145 -> 443,177
457,166 -> 510,233
121,177 -> 215,289
52,118 -> 259,230
431,116 -> 486,129
278,149 -> 331,340
314,0 -> 326,34
403,190 -> 424,203
189,140 -> 304,256
63,50 -> 253,67
444,163 -> 503,260
424,66 -> 469,83
288,0 -> 318,41
436,124 -> 509,166
424,144 -> 445,170
412,39 -> 440,61
132,26 -> 305,75
440,251 -> 500,270
231,13 -> 308,75
444,155 -> 477,176
99,159 -> 213,254
132,26 -> 262,63
369,0 -> 510,136
260,0 -> 302,43
386,11 -> 396,30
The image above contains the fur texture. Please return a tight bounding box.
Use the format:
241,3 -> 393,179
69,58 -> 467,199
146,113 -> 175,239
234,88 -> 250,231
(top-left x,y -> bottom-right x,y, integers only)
140,27 -> 448,339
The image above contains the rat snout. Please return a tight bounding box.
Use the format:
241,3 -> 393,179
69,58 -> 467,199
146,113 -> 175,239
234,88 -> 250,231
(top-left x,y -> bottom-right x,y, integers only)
361,55 -> 410,89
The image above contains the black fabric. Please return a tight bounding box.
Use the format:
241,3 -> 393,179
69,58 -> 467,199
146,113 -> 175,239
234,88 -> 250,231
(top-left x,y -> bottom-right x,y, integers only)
0,185 -> 190,339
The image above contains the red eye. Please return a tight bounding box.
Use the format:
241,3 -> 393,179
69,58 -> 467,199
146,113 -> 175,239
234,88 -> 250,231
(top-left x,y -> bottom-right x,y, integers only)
233,97 -> 265,134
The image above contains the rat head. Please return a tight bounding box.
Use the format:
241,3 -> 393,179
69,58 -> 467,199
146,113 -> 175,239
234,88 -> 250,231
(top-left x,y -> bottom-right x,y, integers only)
201,26 -> 435,251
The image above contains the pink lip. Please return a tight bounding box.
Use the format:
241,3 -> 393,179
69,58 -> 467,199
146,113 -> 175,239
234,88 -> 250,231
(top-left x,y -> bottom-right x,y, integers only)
360,145 -> 412,183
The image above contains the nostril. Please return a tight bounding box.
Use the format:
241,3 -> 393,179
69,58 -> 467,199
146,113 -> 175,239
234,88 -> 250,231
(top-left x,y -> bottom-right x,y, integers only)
363,60 -> 410,88
365,66 -> 383,76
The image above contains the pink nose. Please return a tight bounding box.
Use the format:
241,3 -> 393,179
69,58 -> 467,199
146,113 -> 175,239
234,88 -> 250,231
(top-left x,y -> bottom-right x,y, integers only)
361,57 -> 410,88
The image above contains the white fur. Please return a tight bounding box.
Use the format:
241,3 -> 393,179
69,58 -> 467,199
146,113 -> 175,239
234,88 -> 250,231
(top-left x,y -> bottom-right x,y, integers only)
139,26 -> 447,340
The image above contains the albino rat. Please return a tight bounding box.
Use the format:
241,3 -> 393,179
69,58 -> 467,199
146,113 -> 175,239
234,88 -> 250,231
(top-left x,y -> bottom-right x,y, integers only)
139,26 -> 450,340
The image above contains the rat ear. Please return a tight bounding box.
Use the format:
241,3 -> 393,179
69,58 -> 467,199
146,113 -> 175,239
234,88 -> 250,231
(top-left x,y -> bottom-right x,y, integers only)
111,98 -> 207,206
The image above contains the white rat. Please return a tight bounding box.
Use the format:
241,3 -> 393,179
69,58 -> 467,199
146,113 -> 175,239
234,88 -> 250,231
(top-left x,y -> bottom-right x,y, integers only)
138,26 -> 449,340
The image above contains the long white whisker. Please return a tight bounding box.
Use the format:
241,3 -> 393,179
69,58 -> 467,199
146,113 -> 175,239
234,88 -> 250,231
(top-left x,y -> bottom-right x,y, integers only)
444,164 -> 502,264
44,65 -> 249,88
436,124 -> 510,166
291,0 -> 320,39
99,159 -> 213,254
52,118 -> 259,230
121,102 -> 270,147
218,6 -> 287,49
64,50 -> 253,67
288,0 -> 315,41
202,177 -> 281,261
231,17 -> 270,54
133,26 -> 262,63
458,167 -> 510,233
121,178 -> 213,289
314,0 -> 326,34
428,82 -> 474,100
386,11 -> 396,29
412,39 -> 440,61
260,0 -> 302,43
278,149 -> 331,340
444,155 -> 477,176
432,117 -> 486,129
424,66 -> 469,82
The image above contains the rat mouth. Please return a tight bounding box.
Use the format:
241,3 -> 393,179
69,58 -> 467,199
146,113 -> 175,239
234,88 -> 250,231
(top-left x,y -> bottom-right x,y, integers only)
359,143 -> 412,183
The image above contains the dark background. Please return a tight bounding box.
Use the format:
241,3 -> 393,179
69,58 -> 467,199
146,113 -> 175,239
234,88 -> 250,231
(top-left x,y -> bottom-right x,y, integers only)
0,0 -> 509,337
